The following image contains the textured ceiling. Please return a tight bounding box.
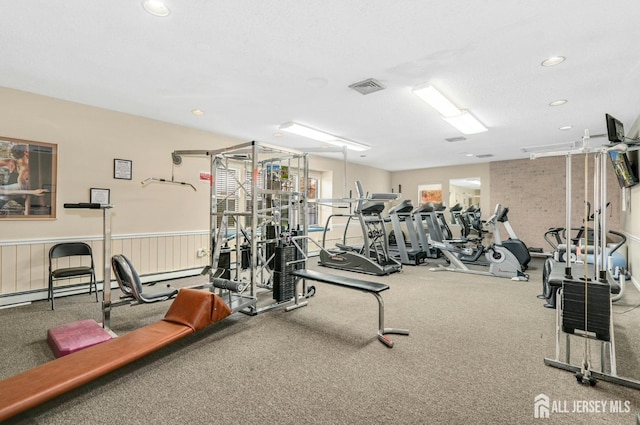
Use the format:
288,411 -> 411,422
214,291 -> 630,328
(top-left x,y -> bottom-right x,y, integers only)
1,1 -> 639,171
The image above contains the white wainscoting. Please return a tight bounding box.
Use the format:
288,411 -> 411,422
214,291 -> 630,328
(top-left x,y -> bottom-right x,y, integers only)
0,231 -> 210,304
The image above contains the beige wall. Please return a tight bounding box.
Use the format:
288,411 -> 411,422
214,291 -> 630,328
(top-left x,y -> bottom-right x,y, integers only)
1,86 -> 637,297
306,155 -> 392,246
0,87 -> 389,298
0,87 -> 241,240
391,163 -> 492,216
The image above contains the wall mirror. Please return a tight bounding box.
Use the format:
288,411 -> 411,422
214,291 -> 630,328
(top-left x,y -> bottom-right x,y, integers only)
448,178 -> 481,210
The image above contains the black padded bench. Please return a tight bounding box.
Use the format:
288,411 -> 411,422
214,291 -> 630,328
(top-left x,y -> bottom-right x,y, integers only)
289,269 -> 409,347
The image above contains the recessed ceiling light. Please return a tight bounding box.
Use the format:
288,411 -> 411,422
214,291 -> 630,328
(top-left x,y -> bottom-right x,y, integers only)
273,132 -> 283,137
549,99 -> 567,106
559,125 -> 573,130
142,0 -> 170,17
541,56 -> 565,67
465,153 -> 475,157
191,109 -> 204,116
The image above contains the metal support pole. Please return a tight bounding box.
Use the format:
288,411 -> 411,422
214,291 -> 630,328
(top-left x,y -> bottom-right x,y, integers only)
565,154 -> 572,277
102,206 -> 112,330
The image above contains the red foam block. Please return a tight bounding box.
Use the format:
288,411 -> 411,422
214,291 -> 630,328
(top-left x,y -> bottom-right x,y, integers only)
47,319 -> 112,358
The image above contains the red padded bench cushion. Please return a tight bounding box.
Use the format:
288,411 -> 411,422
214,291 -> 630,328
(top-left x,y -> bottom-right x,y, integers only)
47,319 -> 112,358
0,288 -> 231,422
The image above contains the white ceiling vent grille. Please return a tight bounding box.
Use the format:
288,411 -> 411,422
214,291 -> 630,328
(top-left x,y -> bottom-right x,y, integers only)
475,154 -> 493,158
348,78 -> 385,95
445,136 -> 467,142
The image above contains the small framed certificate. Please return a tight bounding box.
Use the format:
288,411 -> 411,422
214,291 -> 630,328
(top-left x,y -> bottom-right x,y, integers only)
90,188 -> 110,205
114,159 -> 132,180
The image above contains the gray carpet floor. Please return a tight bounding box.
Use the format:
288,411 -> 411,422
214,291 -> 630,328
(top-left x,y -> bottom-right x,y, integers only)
1,257 -> 639,424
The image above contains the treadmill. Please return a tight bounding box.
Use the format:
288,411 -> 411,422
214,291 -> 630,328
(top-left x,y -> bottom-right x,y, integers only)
319,181 -> 402,275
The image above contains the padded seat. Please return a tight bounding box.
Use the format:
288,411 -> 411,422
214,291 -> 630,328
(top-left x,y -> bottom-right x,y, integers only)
48,242 -> 98,310
111,255 -> 178,303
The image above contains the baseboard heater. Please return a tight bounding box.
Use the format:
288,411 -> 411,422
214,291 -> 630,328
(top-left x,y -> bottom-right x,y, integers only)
0,267 -> 204,309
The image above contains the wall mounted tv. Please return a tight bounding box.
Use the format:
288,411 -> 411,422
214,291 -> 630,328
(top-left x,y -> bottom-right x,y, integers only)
605,113 -> 639,188
608,150 -> 639,188
606,113 -> 625,143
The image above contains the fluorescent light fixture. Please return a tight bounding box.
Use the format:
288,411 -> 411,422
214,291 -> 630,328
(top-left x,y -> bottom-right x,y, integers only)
442,111 -> 488,135
324,138 -> 370,152
412,83 -> 462,117
278,122 -> 370,151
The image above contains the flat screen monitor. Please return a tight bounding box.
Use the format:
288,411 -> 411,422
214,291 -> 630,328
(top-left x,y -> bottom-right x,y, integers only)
606,113 -> 625,143
608,150 -> 639,188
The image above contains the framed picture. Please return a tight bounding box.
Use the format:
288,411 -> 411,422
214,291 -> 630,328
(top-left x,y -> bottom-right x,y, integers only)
418,184 -> 443,205
90,188 -> 110,205
114,159 -> 132,180
0,136 -> 57,220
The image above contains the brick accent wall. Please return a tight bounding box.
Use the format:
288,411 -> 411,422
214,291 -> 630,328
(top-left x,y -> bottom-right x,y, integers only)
489,155 -> 621,252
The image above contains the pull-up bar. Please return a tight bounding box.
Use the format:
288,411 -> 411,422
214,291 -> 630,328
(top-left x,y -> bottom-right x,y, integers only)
141,177 -> 196,191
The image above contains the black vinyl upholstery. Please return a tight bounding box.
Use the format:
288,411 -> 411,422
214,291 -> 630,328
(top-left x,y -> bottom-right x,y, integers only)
48,242 -> 97,310
111,254 -> 178,303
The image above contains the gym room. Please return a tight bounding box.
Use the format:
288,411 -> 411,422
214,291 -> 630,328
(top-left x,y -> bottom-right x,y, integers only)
1,2 -> 639,424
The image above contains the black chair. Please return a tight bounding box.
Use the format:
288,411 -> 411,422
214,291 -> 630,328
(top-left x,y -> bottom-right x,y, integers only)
48,242 -> 98,310
111,254 -> 178,304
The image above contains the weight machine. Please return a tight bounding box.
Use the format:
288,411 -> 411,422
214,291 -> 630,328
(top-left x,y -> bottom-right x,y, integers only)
172,141 -> 312,314
532,130 -> 640,390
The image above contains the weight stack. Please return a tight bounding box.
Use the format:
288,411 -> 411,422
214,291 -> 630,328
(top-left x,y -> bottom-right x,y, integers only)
218,249 -> 231,280
265,225 -> 276,268
561,279 -> 611,341
291,229 -> 306,270
273,244 -> 296,302
240,243 -> 250,270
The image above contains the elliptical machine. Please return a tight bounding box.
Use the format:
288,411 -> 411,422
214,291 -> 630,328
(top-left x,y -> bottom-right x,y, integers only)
427,203 -> 529,280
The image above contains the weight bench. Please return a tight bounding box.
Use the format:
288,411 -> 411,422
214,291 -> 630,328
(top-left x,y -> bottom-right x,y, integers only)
0,288 -> 231,422
288,269 -> 409,348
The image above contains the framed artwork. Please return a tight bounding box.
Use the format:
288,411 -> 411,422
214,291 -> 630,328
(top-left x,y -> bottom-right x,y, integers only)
0,137 -> 57,219
418,184 -> 443,205
114,158 -> 132,180
90,188 -> 110,205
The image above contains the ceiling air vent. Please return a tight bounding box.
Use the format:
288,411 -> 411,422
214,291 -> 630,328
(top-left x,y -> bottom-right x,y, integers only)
475,154 -> 493,158
445,136 -> 467,143
348,78 -> 385,95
